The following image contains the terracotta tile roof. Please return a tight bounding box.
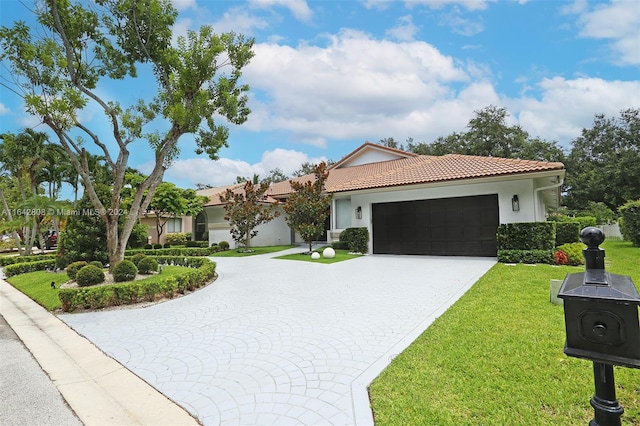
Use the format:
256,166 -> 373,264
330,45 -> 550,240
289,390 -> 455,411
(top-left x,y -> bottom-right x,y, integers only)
268,153 -> 564,196
199,183 -> 279,207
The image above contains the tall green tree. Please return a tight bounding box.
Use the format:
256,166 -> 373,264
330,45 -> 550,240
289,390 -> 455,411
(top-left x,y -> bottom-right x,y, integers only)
564,109 -> 640,210
0,0 -> 254,269
406,106 -> 566,162
219,180 -> 280,249
283,162 -> 332,253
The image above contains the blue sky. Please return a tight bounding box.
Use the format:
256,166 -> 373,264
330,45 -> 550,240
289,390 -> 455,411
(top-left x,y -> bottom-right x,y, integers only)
1,0 -> 639,192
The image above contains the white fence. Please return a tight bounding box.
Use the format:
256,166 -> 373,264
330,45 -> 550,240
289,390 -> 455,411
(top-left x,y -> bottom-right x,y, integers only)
598,223 -> 623,240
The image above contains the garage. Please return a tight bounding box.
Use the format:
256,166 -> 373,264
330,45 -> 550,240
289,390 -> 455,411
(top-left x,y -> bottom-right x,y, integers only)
372,194 -> 499,256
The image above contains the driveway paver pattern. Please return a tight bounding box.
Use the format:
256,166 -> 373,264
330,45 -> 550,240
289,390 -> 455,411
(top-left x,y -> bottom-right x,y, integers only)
59,249 -> 495,425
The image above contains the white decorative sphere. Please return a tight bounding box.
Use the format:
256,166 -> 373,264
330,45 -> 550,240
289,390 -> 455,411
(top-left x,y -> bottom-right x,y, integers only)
311,252 -> 321,260
323,247 -> 336,259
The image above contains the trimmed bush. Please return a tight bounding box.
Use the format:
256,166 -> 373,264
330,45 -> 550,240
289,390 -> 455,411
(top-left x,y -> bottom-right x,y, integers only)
152,243 -> 163,249
0,254 -> 56,266
339,227 -> 369,254
113,260 -> 138,283
575,216 -> 597,229
165,233 -> 188,245
619,200 -> 640,246
555,222 -> 581,246
76,265 -> 105,287
66,261 -> 88,281
497,222 -> 555,251
556,242 -> 586,266
3,259 -> 57,277
163,243 -> 171,248
497,250 -> 554,264
137,257 -> 159,274
89,261 -> 103,269
144,244 -> 152,249
130,253 -> 146,266
331,241 -> 349,250
218,241 -> 230,250
185,240 -> 200,247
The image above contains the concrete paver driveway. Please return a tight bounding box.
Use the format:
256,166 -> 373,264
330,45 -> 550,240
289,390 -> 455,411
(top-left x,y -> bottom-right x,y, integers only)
59,249 -> 495,425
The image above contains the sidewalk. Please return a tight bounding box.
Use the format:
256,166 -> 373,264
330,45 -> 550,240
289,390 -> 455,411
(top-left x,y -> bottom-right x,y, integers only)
0,280 -> 199,426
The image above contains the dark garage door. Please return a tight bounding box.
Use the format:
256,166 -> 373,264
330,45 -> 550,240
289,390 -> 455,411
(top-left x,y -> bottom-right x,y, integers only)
372,194 -> 499,256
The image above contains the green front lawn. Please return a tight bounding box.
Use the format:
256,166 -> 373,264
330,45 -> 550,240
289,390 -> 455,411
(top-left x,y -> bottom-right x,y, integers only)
274,247 -> 363,264
369,240 -> 640,425
7,266 -> 194,311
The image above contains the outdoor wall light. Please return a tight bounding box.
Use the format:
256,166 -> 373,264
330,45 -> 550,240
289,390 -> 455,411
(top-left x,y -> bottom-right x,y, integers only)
355,206 -> 362,219
512,195 -> 520,212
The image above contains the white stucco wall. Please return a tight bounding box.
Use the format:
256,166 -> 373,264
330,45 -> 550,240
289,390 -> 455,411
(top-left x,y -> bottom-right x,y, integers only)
205,206 -> 291,248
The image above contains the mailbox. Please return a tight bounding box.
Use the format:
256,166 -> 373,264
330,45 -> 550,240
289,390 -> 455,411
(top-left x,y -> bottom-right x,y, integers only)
558,227 -> 640,369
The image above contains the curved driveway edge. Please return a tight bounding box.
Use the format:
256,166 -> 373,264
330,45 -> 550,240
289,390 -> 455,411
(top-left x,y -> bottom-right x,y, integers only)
59,249 -> 496,425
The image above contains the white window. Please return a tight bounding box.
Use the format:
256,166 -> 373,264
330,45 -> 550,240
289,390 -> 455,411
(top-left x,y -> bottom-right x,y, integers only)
335,198 -> 352,229
166,218 -> 182,233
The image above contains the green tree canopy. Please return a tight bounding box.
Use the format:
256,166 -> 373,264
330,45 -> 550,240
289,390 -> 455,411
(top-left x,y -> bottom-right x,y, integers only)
564,108 -> 640,211
283,162 -> 332,253
219,180 -> 280,249
0,0 -> 254,269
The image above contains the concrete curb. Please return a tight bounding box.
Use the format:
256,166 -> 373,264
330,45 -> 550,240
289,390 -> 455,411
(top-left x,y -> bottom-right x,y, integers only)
0,280 -> 199,426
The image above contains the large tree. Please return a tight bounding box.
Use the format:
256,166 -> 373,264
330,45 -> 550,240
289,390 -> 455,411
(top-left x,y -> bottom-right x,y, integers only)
0,0 -> 254,269
219,180 -> 280,250
283,162 -> 332,253
564,108 -> 640,210
406,105 -> 566,162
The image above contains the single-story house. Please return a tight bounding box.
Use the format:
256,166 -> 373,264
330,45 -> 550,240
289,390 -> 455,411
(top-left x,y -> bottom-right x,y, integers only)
192,142 -> 565,256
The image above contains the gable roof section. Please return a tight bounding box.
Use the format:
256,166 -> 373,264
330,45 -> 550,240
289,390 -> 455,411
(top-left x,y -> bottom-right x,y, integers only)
329,142 -> 417,169
269,147 -> 564,197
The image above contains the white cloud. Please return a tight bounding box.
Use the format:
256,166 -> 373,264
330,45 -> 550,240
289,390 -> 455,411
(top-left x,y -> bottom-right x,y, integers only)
513,77 -> 640,145
171,0 -> 196,11
386,15 -> 420,41
210,7 -> 270,35
161,148 -> 326,187
569,0 -> 640,65
407,0 -> 496,11
248,0 -> 313,22
243,30 -> 471,143
0,103 -> 9,115
439,10 -> 485,36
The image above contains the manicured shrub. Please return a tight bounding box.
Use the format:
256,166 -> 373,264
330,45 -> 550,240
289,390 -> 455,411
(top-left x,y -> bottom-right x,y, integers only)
130,253 -> 146,266
137,257 -> 159,274
331,241 -> 349,250
3,259 -> 57,277
89,261 -> 103,269
497,222 -> 555,250
619,200 -> 640,246
144,244 -> 152,249
556,242 -> 586,266
574,216 -> 597,230
339,227 -> 369,254
66,261 -> 88,281
185,240 -> 200,247
163,243 -> 171,248
555,222 -> 581,246
497,250 -> 554,264
76,265 -> 105,287
165,233 -> 188,245
113,260 -> 138,283
218,241 -> 230,250
152,243 -> 163,249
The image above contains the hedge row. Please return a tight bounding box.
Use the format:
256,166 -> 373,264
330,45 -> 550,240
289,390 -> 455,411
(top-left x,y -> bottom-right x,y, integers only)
3,259 -> 57,277
620,200 -> 640,246
496,222 -> 556,251
0,254 -> 56,266
58,259 -> 216,312
124,247 -> 214,257
497,250 -> 554,264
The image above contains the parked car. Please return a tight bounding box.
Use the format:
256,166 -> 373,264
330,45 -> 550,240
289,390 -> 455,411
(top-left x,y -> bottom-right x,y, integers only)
35,231 -> 57,249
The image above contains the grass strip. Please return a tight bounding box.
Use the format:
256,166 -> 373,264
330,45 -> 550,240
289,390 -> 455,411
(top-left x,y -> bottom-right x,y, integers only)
210,245 -> 296,257
274,247 -> 362,264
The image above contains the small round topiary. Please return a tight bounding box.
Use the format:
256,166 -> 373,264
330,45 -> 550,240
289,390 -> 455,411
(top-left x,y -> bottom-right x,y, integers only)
76,264 -> 105,287
66,261 -> 88,280
152,243 -> 163,250
113,260 -> 138,283
144,244 -> 152,249
137,256 -> 159,274
218,241 -> 230,250
89,260 -> 103,269
163,243 -> 171,248
130,253 -> 146,266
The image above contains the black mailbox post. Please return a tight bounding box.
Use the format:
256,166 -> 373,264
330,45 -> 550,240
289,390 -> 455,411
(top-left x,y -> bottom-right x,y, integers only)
558,227 -> 640,426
